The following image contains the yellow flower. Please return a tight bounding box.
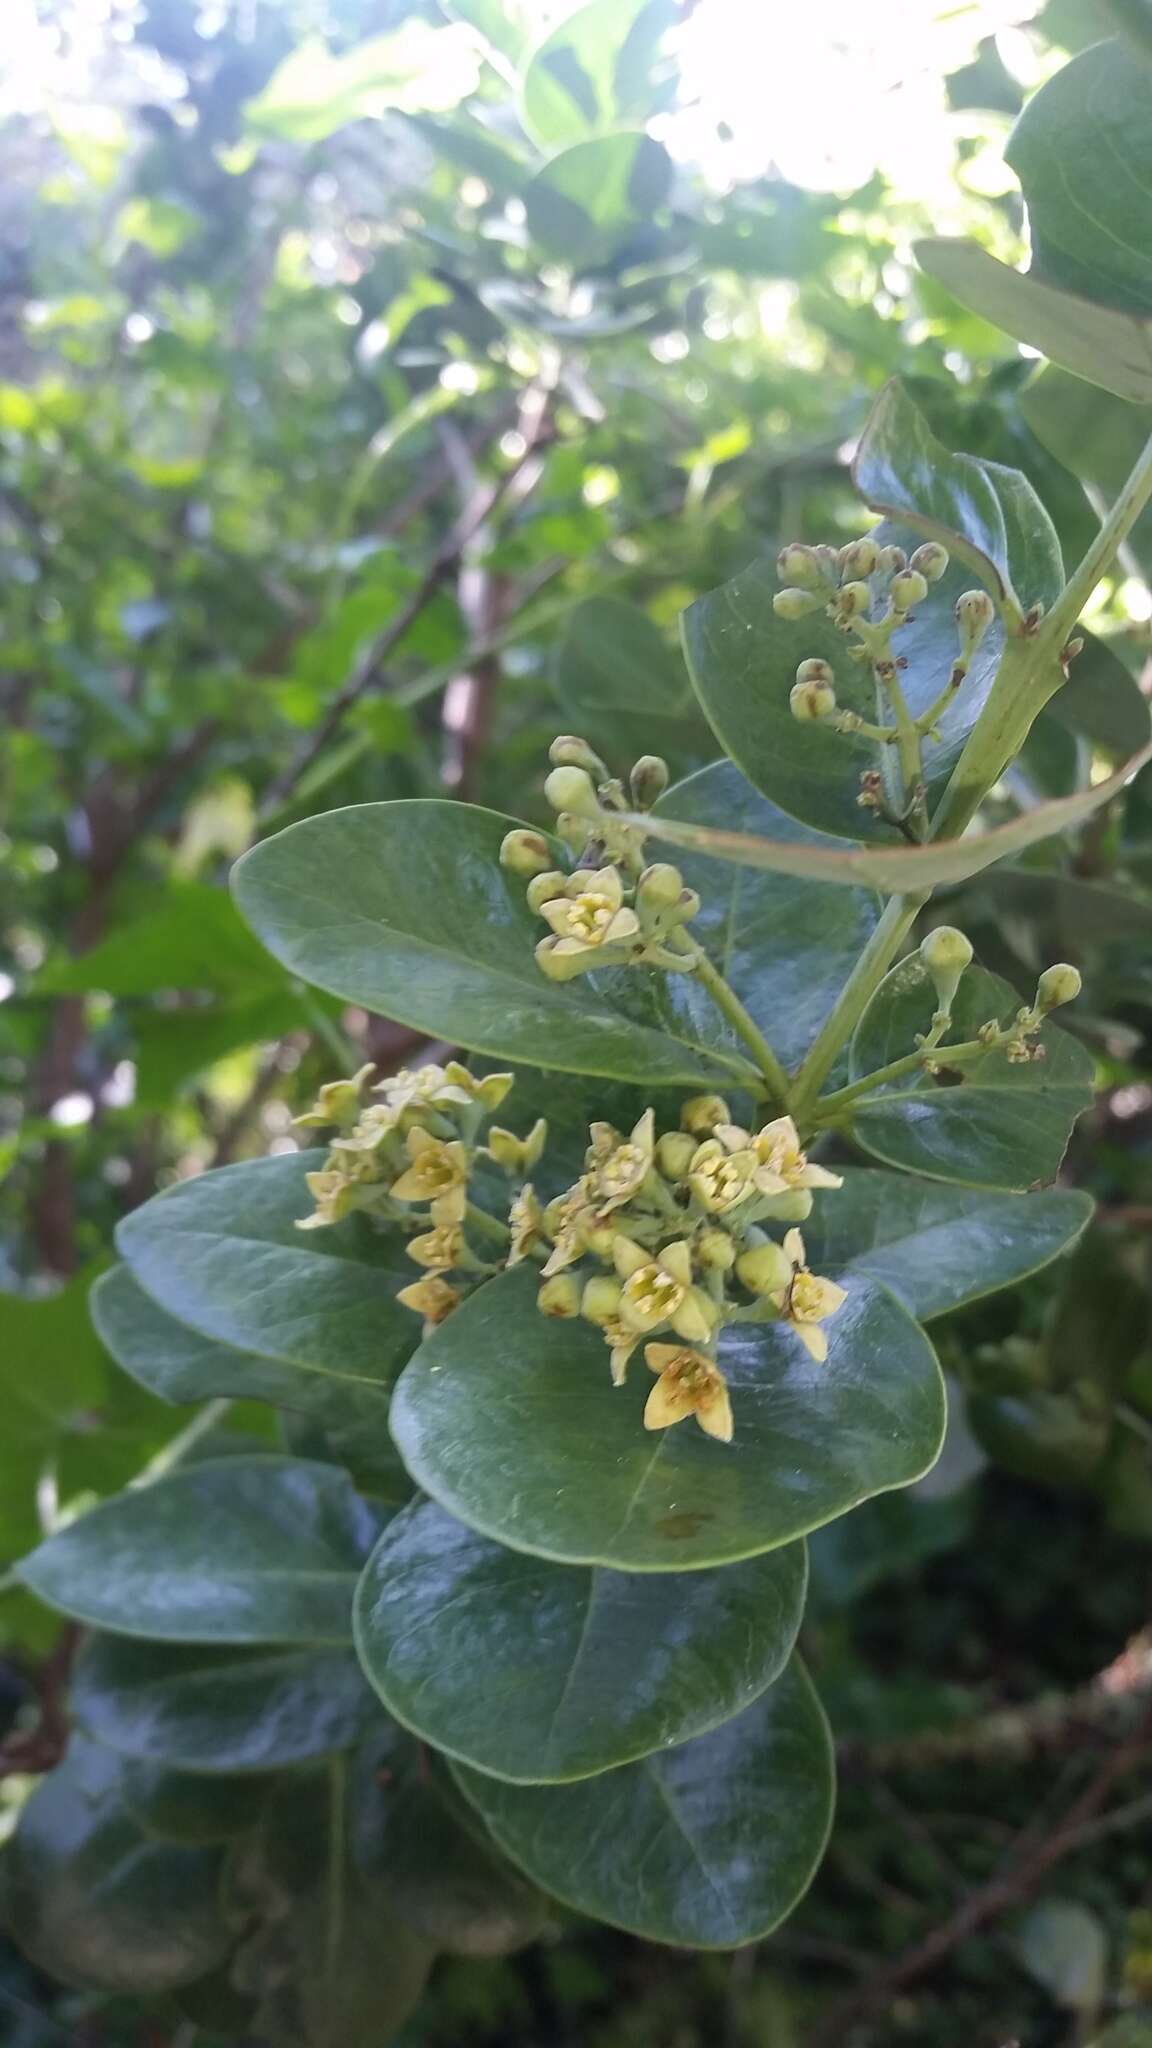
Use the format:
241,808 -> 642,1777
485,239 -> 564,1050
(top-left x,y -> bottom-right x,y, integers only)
390,1128 -> 468,1221
767,1229 -> 848,1363
407,1223 -> 464,1271
687,1139 -> 758,1215
586,1109 -> 655,1211
508,1183 -> 545,1266
292,1064 -> 375,1130
296,1153 -> 382,1230
487,1118 -> 548,1173
331,1102 -> 400,1155
680,1094 -> 731,1136
603,1318 -> 643,1386
613,1237 -> 716,1343
374,1063 -> 470,1117
643,1344 -> 733,1441
537,865 -> 640,958
396,1276 -> 460,1324
718,1116 -> 843,1197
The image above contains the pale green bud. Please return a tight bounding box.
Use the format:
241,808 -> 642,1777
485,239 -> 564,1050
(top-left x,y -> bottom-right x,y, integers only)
582,1275 -> 623,1324
544,764 -> 600,818
499,828 -> 553,878
773,587 -> 826,621
487,1117 -> 548,1172
535,936 -> 587,981
696,1227 -> 736,1273
549,734 -> 607,777
776,542 -> 824,589
655,1131 -> 697,1179
637,862 -> 684,913
790,677 -> 837,721
758,1189 -> 813,1223
839,535 -> 880,580
629,754 -> 670,810
910,542 -> 949,583
877,545 -> 907,575
796,657 -> 835,689
680,1093 -> 730,1135
890,569 -> 928,611
837,580 -> 871,618
538,1273 -> 581,1318
736,1241 -> 793,1295
955,590 -> 995,649
526,869 -> 568,913
1035,963 -> 1081,1011
919,925 -> 973,1015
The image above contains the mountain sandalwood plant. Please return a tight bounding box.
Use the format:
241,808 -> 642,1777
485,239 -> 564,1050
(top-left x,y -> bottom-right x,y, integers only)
6,27 -> 1152,2042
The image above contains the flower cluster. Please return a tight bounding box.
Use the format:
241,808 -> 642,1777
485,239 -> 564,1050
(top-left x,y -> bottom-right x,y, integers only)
530,1098 -> 847,1441
293,1060 -> 545,1328
499,736 -> 701,984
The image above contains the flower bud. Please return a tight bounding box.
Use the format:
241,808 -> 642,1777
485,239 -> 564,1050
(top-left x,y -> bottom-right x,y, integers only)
796,656 -> 835,689
758,1188 -> 813,1223
555,812 -> 592,852
655,1131 -> 697,1180
839,535 -> 879,580
629,754 -> 669,810
736,1241 -> 793,1295
837,580 -> 871,618
499,828 -> 553,877
910,542 -> 949,583
790,677 -> 837,721
680,1094 -> 731,1136
890,569 -> 928,612
773,587 -> 826,621
814,544 -> 840,580
637,862 -> 684,913
776,542 -> 824,589
919,925 -> 973,1015
535,936 -> 587,981
696,1226 -> 736,1272
549,734 -> 606,777
544,765 -> 600,819
582,1275 -> 623,1324
877,545 -> 907,575
525,869 -> 568,913
1035,963 -> 1081,1012
955,590 -> 995,649
538,1273 -> 581,1318
487,1118 -> 548,1172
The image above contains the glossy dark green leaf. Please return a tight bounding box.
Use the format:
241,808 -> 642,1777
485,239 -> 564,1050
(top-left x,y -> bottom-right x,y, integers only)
1,1735 -> 230,1993
452,1660 -> 833,1947
354,1497 -> 807,1782
847,960 -> 1096,1188
854,382 -> 1064,611
799,1168 -> 1092,1321
72,1633 -> 378,1773
1045,629 -> 1152,758
115,1152 -> 418,1382
121,1761 -> 268,1842
18,1455 -> 380,1643
525,134 -> 672,266
391,1263 -> 944,1571
93,1264 -> 406,1497
233,799 -> 752,1088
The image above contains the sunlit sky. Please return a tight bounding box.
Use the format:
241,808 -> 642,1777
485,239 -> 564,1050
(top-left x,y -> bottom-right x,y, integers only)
5,0 -> 1048,212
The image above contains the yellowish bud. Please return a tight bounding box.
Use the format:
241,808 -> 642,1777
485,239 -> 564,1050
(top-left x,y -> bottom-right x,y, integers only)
582,1275 -> 624,1324
736,1242 -> 793,1295
630,755 -> 670,810
680,1094 -> 731,1136
758,1189 -> 813,1223
499,828 -> 552,877
637,862 -> 684,913
544,765 -> 600,818
549,734 -> 607,777
1036,963 -> 1081,1011
538,1274 -> 581,1318
776,542 -> 824,589
526,869 -> 568,913
796,657 -> 834,689
877,545 -> 907,575
773,587 -> 826,621
839,536 -> 879,580
696,1227 -> 736,1272
910,542 -> 949,582
837,580 -> 871,618
655,1131 -> 697,1180
790,677 -> 837,721
955,590 -> 995,648
890,569 -> 928,611
919,926 -> 974,1015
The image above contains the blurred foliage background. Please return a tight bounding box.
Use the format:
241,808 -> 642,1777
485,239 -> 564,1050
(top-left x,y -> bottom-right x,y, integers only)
2,0 -> 1152,2041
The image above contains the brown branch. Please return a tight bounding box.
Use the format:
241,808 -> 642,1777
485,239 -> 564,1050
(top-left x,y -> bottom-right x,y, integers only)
0,1624 -> 78,1780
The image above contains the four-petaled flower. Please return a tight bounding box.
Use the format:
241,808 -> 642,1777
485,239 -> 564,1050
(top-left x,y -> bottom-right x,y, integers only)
390,1128 -> 468,1223
643,1343 -> 733,1441
687,1138 -> 758,1215
396,1276 -> 460,1324
293,1063 -> 375,1130
586,1109 -> 655,1211
296,1153 -> 381,1231
613,1237 -> 716,1343
716,1115 -> 844,1197
407,1223 -> 465,1271
538,866 -> 640,958
767,1229 -> 848,1362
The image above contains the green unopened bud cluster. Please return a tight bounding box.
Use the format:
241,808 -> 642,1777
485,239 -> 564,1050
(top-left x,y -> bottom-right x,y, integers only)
895,933 -> 1083,1074
528,1099 -> 849,1433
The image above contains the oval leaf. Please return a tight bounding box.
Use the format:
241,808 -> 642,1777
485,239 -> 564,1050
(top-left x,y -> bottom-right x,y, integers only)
17,1455 -> 380,1643
354,1497 -> 806,1783
451,1660 -> 834,1947
115,1152 -> 417,1382
390,1264 -> 944,1571
71,1635 -> 379,1774
800,1168 -> 1092,1320
847,960 -> 1095,1187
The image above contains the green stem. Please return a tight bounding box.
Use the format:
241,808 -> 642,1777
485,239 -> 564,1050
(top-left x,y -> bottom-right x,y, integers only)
690,948 -> 793,1108
131,1398 -> 233,1488
881,663 -> 927,836
914,661 -> 966,738
792,891 -> 927,1117
466,1200 -> 510,1245
810,1032 -> 992,1124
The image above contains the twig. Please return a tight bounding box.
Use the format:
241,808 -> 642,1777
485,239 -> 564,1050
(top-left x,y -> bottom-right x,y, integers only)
0,1623 -> 78,1780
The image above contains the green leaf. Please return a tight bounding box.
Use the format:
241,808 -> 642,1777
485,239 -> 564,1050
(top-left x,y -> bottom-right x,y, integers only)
1,1735 -> 230,1993
354,1497 -> 806,1783
72,1633 -> 379,1774
1044,629 -> 1152,758
853,381 -> 1065,611
35,882 -> 285,995
115,1153 -> 418,1384
391,1263 -> 945,1572
631,738 -> 1152,893
93,1265 -> 406,1497
520,0 -> 669,149
452,1660 -> 834,1947
554,593 -> 691,715
232,797 -> 754,1087
121,1762 -> 268,1843
525,134 -> 672,267
17,1455 -> 380,1643
916,239 -> 1152,405
244,23 -> 481,142
1,1267 -> 113,1559
1020,368 -> 1152,578
847,961 -> 1095,1187
800,1168 -> 1093,1320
